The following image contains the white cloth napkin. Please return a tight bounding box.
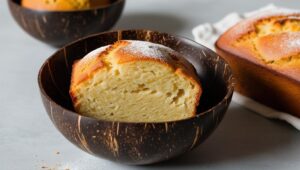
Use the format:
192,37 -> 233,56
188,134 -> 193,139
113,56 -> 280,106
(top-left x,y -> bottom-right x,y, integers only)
192,4 -> 300,131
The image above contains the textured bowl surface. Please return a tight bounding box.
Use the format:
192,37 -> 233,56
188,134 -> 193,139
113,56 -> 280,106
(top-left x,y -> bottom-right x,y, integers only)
8,0 -> 125,47
38,30 -> 234,165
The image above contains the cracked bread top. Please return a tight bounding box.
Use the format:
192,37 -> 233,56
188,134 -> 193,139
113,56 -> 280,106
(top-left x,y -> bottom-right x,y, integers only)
70,40 -> 200,88
216,12 -> 300,82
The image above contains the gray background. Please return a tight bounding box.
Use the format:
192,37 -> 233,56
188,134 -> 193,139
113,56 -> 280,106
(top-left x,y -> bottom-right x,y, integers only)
1,0 -> 300,170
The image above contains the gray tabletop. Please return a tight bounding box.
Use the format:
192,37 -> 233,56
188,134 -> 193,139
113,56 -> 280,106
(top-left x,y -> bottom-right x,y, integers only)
1,0 -> 300,170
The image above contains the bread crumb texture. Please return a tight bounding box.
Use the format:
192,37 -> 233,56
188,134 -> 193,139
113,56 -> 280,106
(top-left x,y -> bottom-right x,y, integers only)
70,40 -> 201,122
233,15 -> 300,66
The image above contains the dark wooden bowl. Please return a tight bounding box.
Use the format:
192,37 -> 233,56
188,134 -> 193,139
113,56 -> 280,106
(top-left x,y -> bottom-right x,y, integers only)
38,30 -> 234,165
8,0 -> 125,47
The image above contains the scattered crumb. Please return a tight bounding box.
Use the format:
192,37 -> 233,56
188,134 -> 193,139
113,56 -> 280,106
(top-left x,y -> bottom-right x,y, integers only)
41,165 -> 65,170
37,150 -> 73,170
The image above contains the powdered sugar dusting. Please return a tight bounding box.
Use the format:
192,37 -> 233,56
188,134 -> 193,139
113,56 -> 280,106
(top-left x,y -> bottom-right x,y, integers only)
275,32 -> 300,57
82,45 -> 109,61
122,40 -> 175,61
286,33 -> 300,49
82,41 -> 182,63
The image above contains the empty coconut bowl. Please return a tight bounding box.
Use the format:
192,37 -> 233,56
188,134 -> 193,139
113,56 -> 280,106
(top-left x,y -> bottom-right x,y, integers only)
8,0 -> 125,47
38,30 -> 234,165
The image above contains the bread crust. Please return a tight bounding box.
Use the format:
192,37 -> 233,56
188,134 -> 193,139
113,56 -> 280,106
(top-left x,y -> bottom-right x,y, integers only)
21,0 -> 110,11
70,40 -> 202,119
216,12 -> 300,117
217,12 -> 300,80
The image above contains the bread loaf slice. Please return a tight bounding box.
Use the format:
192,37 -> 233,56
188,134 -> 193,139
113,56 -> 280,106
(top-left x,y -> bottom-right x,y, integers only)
70,40 -> 202,122
216,12 -> 300,116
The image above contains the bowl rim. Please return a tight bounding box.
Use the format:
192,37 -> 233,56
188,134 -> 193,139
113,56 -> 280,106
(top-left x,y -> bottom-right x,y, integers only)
8,0 -> 125,13
38,29 -> 234,124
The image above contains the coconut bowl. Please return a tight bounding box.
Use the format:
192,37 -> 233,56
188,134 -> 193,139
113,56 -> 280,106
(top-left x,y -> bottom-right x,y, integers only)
38,30 -> 234,165
8,0 -> 125,47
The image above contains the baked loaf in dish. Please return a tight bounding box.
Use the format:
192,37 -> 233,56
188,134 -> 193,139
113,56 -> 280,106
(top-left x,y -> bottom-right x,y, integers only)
216,12 -> 300,117
70,40 -> 202,122
22,0 -> 110,11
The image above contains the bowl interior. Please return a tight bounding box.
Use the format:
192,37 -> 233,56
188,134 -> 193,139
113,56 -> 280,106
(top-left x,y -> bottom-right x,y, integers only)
39,30 -> 233,122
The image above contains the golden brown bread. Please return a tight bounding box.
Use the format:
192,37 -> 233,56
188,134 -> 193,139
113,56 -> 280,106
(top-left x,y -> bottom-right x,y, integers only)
70,40 -> 202,122
216,12 -> 300,117
22,0 -> 110,11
